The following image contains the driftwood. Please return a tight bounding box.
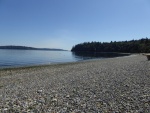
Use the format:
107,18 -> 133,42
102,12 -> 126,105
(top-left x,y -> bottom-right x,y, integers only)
143,54 -> 150,60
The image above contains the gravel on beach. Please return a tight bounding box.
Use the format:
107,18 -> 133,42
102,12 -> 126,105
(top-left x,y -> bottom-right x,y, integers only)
0,55 -> 150,113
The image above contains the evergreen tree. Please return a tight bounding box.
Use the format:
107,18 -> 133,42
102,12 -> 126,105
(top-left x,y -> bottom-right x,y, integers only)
71,38 -> 150,53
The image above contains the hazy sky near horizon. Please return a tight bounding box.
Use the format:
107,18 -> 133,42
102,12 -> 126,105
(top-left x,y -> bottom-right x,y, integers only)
0,0 -> 150,50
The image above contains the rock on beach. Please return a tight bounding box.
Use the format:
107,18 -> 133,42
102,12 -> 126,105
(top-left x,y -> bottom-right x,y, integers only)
0,55 -> 149,112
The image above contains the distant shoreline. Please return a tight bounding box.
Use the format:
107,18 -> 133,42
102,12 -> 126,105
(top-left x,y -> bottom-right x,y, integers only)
0,45 -> 67,51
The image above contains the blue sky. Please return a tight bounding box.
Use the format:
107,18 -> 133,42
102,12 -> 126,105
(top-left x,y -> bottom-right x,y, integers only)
0,0 -> 150,50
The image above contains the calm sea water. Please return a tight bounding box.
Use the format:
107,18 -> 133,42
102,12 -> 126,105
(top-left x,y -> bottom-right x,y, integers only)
0,49 -> 130,68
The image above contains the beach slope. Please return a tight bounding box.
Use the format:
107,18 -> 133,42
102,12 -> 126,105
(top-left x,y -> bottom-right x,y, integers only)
0,55 -> 149,112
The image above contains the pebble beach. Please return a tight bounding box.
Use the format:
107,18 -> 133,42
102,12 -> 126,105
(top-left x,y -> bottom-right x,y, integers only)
0,55 -> 150,113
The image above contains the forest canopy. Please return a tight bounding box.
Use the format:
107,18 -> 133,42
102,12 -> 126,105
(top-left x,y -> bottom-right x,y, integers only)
71,38 -> 150,53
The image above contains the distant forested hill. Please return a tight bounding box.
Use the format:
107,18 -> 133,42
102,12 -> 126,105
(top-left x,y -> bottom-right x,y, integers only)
71,38 -> 150,53
0,46 -> 35,50
0,46 -> 66,51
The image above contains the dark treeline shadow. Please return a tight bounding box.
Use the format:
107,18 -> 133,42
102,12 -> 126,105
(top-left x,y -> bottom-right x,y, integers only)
72,52 -> 131,60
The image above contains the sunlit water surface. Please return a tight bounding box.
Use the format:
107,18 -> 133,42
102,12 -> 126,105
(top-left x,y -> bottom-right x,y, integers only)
0,49 -> 130,68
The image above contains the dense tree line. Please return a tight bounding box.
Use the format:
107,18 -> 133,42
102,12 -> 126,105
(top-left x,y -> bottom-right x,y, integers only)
71,38 -> 150,53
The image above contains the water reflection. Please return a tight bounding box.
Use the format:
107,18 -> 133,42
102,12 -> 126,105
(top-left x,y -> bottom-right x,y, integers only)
0,49 -> 131,68
72,52 -> 130,60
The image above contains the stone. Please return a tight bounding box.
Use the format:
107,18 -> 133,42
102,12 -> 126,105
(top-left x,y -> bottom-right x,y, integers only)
37,90 -> 43,93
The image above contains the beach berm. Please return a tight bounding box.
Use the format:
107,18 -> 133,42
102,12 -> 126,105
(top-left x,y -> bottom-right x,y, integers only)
0,55 -> 149,112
